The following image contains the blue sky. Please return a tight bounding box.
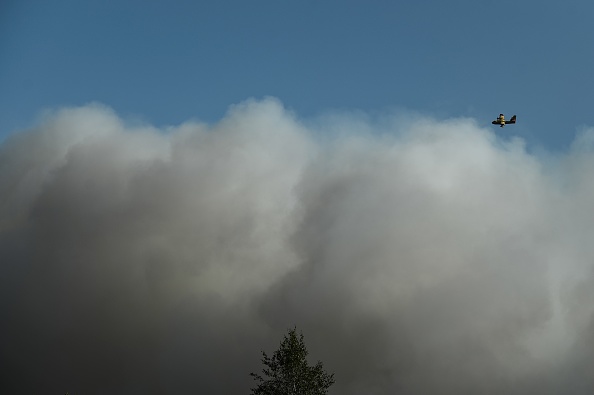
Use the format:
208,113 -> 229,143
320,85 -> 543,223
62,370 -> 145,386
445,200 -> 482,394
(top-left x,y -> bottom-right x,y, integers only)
2,0 -> 594,150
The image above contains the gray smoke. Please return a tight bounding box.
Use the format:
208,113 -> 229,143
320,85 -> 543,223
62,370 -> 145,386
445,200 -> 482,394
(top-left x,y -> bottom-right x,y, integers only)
1,98 -> 593,394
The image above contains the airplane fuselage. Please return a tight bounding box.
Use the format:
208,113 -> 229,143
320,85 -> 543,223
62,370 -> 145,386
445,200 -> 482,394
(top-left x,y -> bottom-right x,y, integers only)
492,114 -> 515,128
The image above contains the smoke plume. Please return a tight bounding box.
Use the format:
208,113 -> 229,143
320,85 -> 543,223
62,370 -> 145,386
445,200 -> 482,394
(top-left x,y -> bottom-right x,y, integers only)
1,98 -> 593,394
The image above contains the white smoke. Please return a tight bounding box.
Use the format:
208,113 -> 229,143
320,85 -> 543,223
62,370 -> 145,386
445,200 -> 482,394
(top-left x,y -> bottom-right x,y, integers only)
1,98 -> 593,394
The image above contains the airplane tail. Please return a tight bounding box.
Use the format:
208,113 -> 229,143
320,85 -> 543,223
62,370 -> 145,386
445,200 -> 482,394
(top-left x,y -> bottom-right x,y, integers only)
509,115 -> 517,123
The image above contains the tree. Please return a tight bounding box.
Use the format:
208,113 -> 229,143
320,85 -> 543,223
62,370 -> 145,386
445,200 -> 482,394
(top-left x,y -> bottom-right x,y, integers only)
250,327 -> 335,395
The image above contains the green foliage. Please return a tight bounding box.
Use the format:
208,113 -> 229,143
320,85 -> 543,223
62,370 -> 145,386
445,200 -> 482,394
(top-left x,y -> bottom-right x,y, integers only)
250,327 -> 335,395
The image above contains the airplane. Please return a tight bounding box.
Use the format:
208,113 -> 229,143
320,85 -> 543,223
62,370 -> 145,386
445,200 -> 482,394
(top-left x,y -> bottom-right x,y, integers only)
492,113 -> 516,127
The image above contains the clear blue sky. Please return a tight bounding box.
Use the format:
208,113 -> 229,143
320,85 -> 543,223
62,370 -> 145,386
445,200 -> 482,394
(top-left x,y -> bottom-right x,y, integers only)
2,0 -> 593,150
